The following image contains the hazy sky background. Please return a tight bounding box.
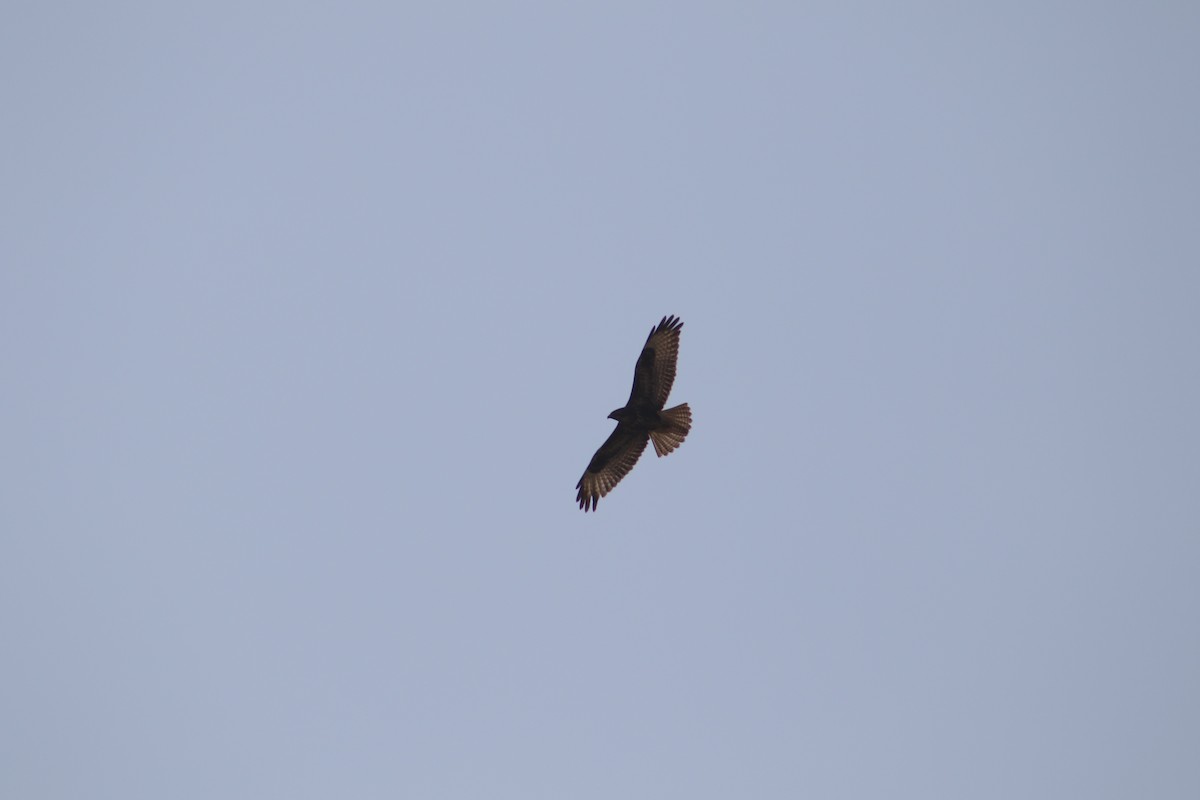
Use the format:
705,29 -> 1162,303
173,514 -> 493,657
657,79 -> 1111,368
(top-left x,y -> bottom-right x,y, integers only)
3,3 -> 1199,798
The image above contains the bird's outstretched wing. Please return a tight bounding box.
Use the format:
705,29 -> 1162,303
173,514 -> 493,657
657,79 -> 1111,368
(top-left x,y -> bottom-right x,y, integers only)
628,315 -> 683,409
575,424 -> 650,512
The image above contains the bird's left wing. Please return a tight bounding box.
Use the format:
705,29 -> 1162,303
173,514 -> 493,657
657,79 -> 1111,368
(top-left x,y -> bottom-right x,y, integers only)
627,315 -> 683,409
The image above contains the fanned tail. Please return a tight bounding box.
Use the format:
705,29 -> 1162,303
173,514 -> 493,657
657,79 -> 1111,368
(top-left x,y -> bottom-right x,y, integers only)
650,403 -> 691,457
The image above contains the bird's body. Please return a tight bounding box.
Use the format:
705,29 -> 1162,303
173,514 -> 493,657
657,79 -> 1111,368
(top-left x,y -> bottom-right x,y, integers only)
576,315 -> 691,512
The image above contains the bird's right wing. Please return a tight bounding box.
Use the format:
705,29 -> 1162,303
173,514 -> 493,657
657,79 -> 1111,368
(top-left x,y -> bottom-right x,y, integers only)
575,425 -> 650,511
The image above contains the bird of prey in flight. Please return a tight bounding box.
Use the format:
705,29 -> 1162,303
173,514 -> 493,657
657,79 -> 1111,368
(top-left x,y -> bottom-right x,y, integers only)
576,315 -> 692,512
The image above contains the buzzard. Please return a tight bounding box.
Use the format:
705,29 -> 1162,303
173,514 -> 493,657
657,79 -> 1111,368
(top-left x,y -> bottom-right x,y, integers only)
575,315 -> 692,512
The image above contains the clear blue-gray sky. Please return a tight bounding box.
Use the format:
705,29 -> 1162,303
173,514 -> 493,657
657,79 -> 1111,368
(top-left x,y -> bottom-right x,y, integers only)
3,3 -> 1198,798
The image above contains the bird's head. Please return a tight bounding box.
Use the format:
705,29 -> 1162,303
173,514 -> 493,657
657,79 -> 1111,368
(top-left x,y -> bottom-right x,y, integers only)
607,407 -> 632,422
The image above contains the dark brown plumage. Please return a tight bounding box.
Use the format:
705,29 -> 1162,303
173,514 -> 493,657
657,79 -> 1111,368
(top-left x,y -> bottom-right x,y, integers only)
576,315 -> 692,512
